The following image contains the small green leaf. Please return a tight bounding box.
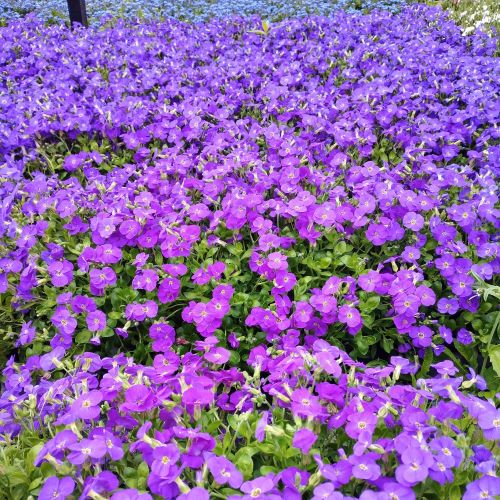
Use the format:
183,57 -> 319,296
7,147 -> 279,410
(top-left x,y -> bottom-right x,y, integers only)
488,345 -> 500,377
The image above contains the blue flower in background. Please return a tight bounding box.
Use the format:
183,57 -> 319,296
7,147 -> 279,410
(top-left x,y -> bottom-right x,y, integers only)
0,0 -> 409,23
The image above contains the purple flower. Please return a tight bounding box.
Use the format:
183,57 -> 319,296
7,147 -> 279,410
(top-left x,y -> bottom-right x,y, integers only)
403,212 -> 424,231
240,477 -> 274,499
393,294 -> 420,316
38,476 -> 75,500
291,388 -> 325,418
437,297 -> 459,315
382,482 -> 415,500
292,428 -> 317,454
345,412 -> 377,440
182,387 -> 214,407
158,277 -> 181,303
409,325 -> 433,348
132,269 -> 159,292
395,448 -> 434,486
312,483 -> 343,500
40,346 -> 66,371
67,438 -> 107,465
267,252 -> 288,271
255,411 -> 269,442
456,328 -> 474,345
71,390 -> 103,420
48,261 -> 74,287
207,455 -> 243,488
17,321 -> 36,346
349,453 -> 381,481
463,476 -> 500,500
151,444 -> 180,477
90,266 -> 117,289
477,408 -> 500,440
338,304 -> 362,329
120,385 -> 156,412
179,488 -> 210,500
87,310 -> 107,332
204,347 -> 230,364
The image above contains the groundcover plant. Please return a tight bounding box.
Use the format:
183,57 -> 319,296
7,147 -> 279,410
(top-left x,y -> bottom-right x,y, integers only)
0,0 -> 408,23
0,4 -> 499,499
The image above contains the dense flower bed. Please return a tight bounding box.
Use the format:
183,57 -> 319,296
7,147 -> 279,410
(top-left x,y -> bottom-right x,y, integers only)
0,0 -> 408,23
0,5 -> 499,499
436,0 -> 500,36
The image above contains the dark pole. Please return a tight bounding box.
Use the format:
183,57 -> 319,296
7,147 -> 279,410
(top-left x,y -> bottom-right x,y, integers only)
67,0 -> 88,27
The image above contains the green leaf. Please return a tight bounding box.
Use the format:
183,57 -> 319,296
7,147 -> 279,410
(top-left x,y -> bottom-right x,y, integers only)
488,345 -> 500,377
360,296 -> 380,313
26,442 -> 44,474
382,337 -> 394,353
3,467 -> 28,487
417,348 -> 433,378
28,477 -> 43,492
235,454 -> 253,478
75,330 -> 91,344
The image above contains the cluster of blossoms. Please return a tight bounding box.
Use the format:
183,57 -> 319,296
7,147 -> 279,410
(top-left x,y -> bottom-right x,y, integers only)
0,4 -> 499,499
0,0 -> 409,23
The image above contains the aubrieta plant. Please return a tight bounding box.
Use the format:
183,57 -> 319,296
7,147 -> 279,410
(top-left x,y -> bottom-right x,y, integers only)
0,4 -> 499,500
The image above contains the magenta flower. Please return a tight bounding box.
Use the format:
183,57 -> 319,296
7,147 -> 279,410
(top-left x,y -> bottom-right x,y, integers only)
338,305 -> 362,328
182,387 -> 214,407
120,385 -> 156,412
204,347 -> 230,364
267,252 -> 288,271
178,488 -> 209,500
291,388 -> 325,418
132,269 -> 159,292
292,428 -> 317,454
274,271 -> 297,292
158,276 -> 181,303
